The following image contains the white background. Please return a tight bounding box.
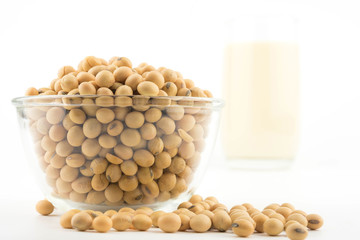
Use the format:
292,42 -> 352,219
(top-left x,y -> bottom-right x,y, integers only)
0,0 -> 359,239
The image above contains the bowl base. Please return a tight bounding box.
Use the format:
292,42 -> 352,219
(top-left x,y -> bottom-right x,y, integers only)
48,191 -> 193,213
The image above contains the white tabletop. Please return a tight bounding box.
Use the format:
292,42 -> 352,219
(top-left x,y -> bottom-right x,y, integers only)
1,161 -> 357,239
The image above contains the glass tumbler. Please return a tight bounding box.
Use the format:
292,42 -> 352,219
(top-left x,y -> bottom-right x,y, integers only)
223,16 -> 300,169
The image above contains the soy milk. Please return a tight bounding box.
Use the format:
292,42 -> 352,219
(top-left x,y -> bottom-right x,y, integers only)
223,42 -> 299,160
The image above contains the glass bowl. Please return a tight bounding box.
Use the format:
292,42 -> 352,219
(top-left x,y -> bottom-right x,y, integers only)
12,95 -> 224,212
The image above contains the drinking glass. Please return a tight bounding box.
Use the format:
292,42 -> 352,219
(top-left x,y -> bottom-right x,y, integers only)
223,16 -> 299,169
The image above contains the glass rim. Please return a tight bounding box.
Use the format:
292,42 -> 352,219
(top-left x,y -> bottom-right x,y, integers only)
226,14 -> 298,23
12,95 -> 225,109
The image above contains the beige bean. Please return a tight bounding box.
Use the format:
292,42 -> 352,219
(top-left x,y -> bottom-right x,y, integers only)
188,124 -> 204,141
132,213 -> 152,231
115,85 -> 133,96
98,134 -> 117,148
41,135 -> 57,152
104,183 -> 123,203
178,129 -> 193,142
48,124 -> 66,142
77,71 -> 95,83
46,107 -> 66,125
86,190 -> 106,204
141,180 -> 159,198
178,142 -> 195,159
125,111 -> 145,128
62,114 -> 76,131
147,137 -> 164,155
50,154 -> 66,169
90,158 -> 108,174
105,164 -> 122,182
144,108 -> 162,123
91,174 -> 109,191
46,165 -> 60,179
253,213 -> 269,233
111,213 -> 132,231
144,71 -> 165,88
95,95 -> 114,107
232,219 -> 254,237
25,87 -> 39,96
189,214 -> 211,233
118,175 -> 139,192
88,65 -> 107,76
186,151 -> 200,168
81,139 -> 101,157
67,126 -> 85,147
162,82 -> 177,96
97,87 -> 113,95
287,213 -> 308,227
155,152 -> 171,169
162,69 -> 177,82
105,153 -> 123,165
151,166 -> 163,179
156,117 -> 175,135
83,118 -> 101,139
98,147 -> 111,158
58,65 -> 76,78
176,114 -> 195,132
174,79 -> 186,90
139,123 -> 156,140
69,109 -> 86,124
163,133 -> 182,149
79,161 -> 94,177
137,167 -> 154,184
151,211 -> 166,227
190,87 -> 206,97
96,108 -> 115,124
276,207 -> 293,219
167,147 -> 178,157
60,165 -> 78,182
166,106 -> 184,121
56,140 -> 74,157
168,156 -> 186,174
71,176 -> 92,193
44,151 -> 54,163
119,128 -> 140,147
107,120 -> 124,136
61,74 -> 78,92
69,191 -> 87,202
133,149 -> 155,167
157,191 -> 171,202
56,178 -> 72,193
158,172 -> 176,192
66,154 -> 85,168
36,117 -> 51,135
114,144 -> 133,160
170,177 -> 187,197
264,218 -> 284,236
113,66 -> 133,83
95,70 -> 115,88
125,73 -> 142,90
112,57 -> 132,68
137,81 -> 159,96
177,166 -> 192,183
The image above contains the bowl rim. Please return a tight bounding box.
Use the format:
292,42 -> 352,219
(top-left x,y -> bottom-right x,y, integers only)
11,95 -> 224,109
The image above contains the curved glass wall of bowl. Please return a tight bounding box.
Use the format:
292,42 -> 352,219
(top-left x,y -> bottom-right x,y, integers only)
12,95 -> 224,212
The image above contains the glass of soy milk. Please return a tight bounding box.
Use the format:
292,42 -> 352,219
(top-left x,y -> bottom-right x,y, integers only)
223,16 -> 299,169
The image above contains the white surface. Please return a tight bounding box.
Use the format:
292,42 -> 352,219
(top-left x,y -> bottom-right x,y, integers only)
1,164 -> 358,239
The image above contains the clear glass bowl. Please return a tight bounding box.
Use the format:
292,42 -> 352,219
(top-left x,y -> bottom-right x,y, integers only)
12,95 -> 224,212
